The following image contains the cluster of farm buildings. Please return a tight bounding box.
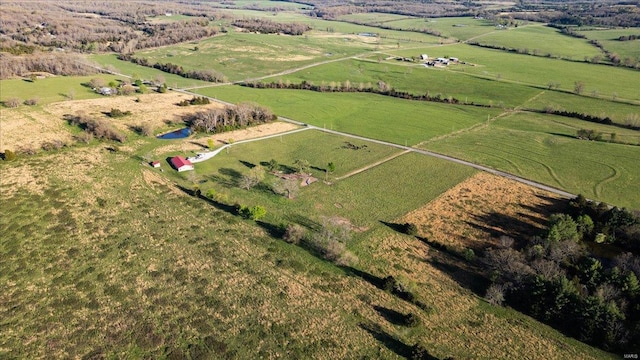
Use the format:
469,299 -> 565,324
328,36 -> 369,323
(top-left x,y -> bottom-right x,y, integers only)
386,54 -> 462,67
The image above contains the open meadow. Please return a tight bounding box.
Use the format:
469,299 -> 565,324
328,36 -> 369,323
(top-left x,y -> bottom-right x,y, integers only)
389,44 -> 640,103
338,14 -> 498,41
194,85 -> 502,145
270,58 -> 542,108
2,3 -> 640,358
578,28 -> 640,64
0,97 -> 617,358
422,111 -> 640,209
0,75 -> 124,106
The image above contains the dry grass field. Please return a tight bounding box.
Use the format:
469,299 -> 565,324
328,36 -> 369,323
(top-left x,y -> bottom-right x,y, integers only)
400,172 -> 568,252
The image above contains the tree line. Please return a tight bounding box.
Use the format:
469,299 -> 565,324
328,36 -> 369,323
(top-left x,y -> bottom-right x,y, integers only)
0,53 -> 96,79
117,54 -> 228,83
481,195 -> 640,352
184,102 -> 275,134
242,80 -> 464,105
231,18 -> 311,36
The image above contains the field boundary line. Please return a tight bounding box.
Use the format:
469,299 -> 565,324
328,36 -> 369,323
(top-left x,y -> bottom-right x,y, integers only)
334,149 -> 411,181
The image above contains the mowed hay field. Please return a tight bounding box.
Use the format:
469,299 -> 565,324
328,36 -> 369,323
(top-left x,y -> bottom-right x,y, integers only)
0,121 -> 614,359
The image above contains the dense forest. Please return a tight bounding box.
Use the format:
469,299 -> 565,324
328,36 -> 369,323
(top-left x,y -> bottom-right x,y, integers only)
481,196 -> 640,351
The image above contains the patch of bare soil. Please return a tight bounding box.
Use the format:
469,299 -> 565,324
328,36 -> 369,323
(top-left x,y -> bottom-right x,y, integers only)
399,171 -> 567,251
153,121 -> 299,155
273,171 -> 318,187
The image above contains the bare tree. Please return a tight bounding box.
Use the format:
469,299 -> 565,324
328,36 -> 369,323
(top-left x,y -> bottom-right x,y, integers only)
272,178 -> 299,199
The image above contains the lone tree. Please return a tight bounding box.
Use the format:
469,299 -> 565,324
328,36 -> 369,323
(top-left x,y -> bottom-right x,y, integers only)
239,166 -> 265,190
326,161 -> 336,180
267,159 -> 279,172
574,81 -> 585,95
294,159 -> 310,174
273,178 -> 299,199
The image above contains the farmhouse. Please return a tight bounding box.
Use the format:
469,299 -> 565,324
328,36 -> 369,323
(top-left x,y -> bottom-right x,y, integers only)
150,161 -> 161,168
170,156 -> 194,172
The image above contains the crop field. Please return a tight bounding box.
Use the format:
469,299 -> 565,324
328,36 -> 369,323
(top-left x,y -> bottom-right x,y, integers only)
0,75 -> 123,106
389,44 -> 640,102
578,28 -> 640,63
194,85 -> 502,145
469,24 -> 603,60
273,58 -> 542,108
422,111 -> 640,209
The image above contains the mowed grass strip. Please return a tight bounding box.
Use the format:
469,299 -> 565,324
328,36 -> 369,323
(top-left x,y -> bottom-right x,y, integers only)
194,85 -> 501,145
422,111 -> 640,209
0,75 -> 123,106
274,58 -> 541,108
390,43 -> 640,102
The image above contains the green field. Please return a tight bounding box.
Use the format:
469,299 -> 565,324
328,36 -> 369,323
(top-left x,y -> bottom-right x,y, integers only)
271,58 -> 541,108
523,90 -> 640,125
423,111 -> 640,209
1,141 -> 615,359
338,15 -> 498,41
217,9 -> 444,44
172,130 -> 476,228
89,54 -> 213,88
389,43 -> 640,102
194,85 -> 501,145
579,28 -> 640,64
0,75 -> 124,106
133,31 -> 377,82
470,24 -> 603,60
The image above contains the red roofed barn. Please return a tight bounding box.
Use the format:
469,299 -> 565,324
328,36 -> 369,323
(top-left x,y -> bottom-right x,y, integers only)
170,156 -> 194,172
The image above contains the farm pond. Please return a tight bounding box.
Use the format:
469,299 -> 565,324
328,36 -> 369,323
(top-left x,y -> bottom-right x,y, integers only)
157,128 -> 191,139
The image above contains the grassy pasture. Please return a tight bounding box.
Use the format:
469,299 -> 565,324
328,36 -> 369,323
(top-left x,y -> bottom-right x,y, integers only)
423,111 -> 640,209
194,85 -> 501,145
0,75 -> 123,106
0,144 -> 613,359
336,13 -> 416,26
389,44 -> 640,102
218,9 -> 444,45
273,58 -> 541,108
523,90 -> 640,126
339,14 -> 496,40
470,24 -> 603,60
578,28 -> 640,63
182,130 -> 476,228
89,54 -> 214,88
133,31 -> 377,82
